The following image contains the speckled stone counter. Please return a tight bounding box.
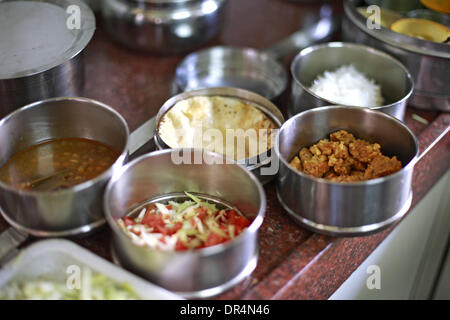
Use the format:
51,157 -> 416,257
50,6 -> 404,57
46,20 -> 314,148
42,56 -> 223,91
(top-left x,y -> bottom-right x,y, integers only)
0,0 -> 448,300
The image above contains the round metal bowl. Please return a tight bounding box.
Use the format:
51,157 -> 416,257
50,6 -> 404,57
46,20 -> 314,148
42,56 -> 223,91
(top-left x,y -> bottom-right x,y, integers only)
343,0 -> 450,111
275,106 -> 419,236
101,0 -> 228,54
104,149 -> 266,297
288,42 -> 414,121
0,97 -> 129,237
175,46 -> 288,100
0,0 -> 95,119
154,87 -> 285,184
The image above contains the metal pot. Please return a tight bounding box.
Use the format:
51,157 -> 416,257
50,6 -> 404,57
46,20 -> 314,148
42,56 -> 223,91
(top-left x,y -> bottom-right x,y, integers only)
0,97 -> 129,237
154,87 -> 285,184
343,0 -> 450,111
104,149 -> 266,297
275,106 -> 419,236
101,0 -> 228,54
0,0 -> 95,119
288,42 -> 414,121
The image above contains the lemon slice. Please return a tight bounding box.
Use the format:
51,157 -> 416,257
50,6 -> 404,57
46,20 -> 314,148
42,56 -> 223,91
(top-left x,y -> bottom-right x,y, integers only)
391,18 -> 450,43
421,0 -> 450,14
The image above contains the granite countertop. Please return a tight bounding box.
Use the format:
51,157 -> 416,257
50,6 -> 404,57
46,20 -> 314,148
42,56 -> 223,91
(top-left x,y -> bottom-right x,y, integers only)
0,0 -> 448,300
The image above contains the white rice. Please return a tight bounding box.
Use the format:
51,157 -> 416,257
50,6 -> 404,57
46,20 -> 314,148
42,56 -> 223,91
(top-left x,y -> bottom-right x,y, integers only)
309,65 -> 385,107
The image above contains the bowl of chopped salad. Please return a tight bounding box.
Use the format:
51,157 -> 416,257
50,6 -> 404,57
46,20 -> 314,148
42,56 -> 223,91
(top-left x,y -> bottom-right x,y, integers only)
104,149 -> 266,298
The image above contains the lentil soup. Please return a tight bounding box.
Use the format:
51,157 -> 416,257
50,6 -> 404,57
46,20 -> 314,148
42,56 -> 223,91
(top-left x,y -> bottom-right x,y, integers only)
0,138 -> 120,191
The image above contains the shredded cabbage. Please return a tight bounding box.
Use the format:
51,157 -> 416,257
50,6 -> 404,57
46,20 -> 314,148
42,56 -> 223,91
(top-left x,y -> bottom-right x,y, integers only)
0,268 -> 141,300
185,192 -> 218,212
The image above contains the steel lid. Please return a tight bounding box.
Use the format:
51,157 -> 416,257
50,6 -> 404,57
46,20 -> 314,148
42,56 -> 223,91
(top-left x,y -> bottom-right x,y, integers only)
0,0 -> 95,80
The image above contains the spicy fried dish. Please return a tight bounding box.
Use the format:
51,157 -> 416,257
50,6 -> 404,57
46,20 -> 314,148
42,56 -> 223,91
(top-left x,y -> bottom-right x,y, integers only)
289,130 -> 402,182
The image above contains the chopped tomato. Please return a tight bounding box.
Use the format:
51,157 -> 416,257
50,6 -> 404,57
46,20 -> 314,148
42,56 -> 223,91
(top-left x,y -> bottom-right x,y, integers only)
155,225 -> 169,236
233,225 -> 243,237
235,216 -> 251,228
175,240 -> 188,251
198,207 -> 207,222
204,232 -> 227,247
153,222 -> 183,236
142,213 -> 164,229
167,222 -> 182,235
226,210 -> 239,220
226,210 -> 251,228
166,205 -> 172,210
122,217 -> 136,226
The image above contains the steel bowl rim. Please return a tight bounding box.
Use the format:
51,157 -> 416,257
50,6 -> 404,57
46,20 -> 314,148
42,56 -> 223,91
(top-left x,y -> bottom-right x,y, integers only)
154,87 -> 285,171
102,0 -> 227,25
175,46 -> 288,98
0,0 -> 96,80
290,41 -> 415,111
0,96 -> 130,196
275,105 -> 419,187
104,148 -> 266,257
0,206 -> 106,237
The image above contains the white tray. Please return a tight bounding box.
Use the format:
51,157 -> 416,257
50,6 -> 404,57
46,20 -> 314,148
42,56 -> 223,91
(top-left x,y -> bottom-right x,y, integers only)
0,239 -> 183,300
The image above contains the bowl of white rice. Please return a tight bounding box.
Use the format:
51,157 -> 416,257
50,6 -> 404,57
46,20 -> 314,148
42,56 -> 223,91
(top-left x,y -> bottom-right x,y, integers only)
288,42 -> 414,121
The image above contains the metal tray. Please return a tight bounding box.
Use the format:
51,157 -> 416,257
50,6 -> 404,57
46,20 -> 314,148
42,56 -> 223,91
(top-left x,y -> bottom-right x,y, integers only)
0,239 -> 183,300
343,0 -> 450,111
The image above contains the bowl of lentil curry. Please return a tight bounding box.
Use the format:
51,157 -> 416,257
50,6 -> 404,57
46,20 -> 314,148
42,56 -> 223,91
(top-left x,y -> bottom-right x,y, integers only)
0,97 -> 129,237
275,106 -> 418,236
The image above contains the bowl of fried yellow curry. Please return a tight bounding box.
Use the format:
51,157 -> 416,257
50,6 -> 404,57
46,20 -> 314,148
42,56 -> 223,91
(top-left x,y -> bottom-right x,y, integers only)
0,97 -> 129,237
275,106 -> 418,236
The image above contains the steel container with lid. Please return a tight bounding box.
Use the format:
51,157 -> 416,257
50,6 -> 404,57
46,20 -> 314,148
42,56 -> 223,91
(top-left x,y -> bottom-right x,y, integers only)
0,0 -> 96,118
101,0 -> 228,54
